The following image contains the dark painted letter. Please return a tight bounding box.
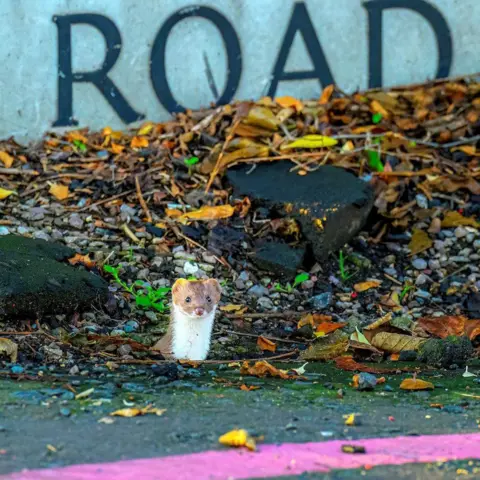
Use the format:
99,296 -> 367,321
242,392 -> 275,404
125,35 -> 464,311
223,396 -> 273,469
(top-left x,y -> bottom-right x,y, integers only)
267,2 -> 334,97
364,0 -> 453,88
53,14 -> 144,126
150,6 -> 242,112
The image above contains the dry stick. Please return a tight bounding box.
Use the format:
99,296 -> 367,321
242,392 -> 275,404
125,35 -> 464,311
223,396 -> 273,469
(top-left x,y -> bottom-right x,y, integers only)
121,223 -> 140,243
214,329 -> 311,345
135,176 -> 153,223
440,264 -> 470,284
77,189 -> 135,212
205,118 -> 241,192
114,350 -> 298,366
225,311 -> 311,319
0,168 -> 39,176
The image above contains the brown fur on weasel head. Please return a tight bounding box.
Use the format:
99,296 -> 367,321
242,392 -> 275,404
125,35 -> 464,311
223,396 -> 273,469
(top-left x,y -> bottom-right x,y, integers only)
172,278 -> 221,318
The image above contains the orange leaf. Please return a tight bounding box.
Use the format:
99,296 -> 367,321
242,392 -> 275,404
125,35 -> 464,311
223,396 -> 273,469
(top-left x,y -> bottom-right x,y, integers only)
297,313 -> 332,329
130,136 -> 149,149
400,378 -> 434,391
370,100 -> 390,119
66,131 -> 88,143
353,280 -> 382,292
110,143 -> 125,154
335,356 -> 409,374
275,96 -> 303,111
417,315 -> 465,339
68,253 -> 95,269
177,205 -> 234,222
352,374 -> 359,388
49,183 -> 69,200
165,208 -> 182,218
316,322 -> 347,335
240,360 -> 298,380
319,84 -> 334,104
257,336 -> 276,352
239,384 -> 261,391
0,151 -> 14,168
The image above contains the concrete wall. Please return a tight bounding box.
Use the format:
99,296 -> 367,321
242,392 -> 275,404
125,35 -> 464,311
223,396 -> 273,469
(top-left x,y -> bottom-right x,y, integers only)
1,0 -> 478,140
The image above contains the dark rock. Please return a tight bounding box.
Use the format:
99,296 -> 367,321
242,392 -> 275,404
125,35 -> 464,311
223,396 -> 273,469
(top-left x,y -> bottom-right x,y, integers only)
151,363 -> 179,381
311,292 -> 332,309
443,405 -> 465,414
145,224 -> 165,238
465,292 -> 480,318
418,336 -> 473,368
398,350 -> 417,362
207,225 -> 246,255
227,162 -> 374,261
357,372 -> 377,391
0,235 -> 108,318
11,390 -> 45,405
251,241 -> 306,277
122,382 -> 145,393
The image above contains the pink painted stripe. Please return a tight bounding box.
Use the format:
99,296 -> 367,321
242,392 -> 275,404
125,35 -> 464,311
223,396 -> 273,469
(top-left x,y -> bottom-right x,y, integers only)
2,433 -> 480,480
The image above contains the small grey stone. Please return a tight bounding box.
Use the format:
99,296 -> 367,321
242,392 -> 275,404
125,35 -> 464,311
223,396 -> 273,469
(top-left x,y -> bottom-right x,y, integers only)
69,365 -> 79,375
415,273 -> 429,286
234,279 -> 245,290
358,372 -> 377,391
455,227 -> 468,239
117,344 -> 133,356
32,231 -> 51,242
184,261 -> 199,274
120,204 -> 136,217
470,254 -> 480,261
248,285 -> 269,298
450,256 -> 469,263
311,292 -> 332,309
16,226 -> 30,235
474,240 -> 480,250
466,233 -> 476,243
428,259 -> 440,270
145,311 -> 158,323
201,253 -> 216,264
412,258 -> 427,270
384,267 -> 397,276
257,297 -> 274,309
239,271 -> 250,282
434,240 -> 445,252
69,213 -> 84,229
0,226 -> 10,236
137,268 -> 150,280
414,289 -> 431,299
442,230 -> 454,238
415,194 -> 428,209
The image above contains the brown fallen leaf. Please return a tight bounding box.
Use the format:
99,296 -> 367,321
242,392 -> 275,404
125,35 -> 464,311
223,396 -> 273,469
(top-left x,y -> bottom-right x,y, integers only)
177,205 -> 234,222
300,330 -> 348,361
364,312 -> 393,331
335,356 -> 407,374
371,332 -> 427,353
49,183 -> 69,201
68,253 -> 95,268
353,280 -> 382,293
319,84 -> 334,104
441,211 -> 479,228
219,304 -> 245,313
417,315 -> 465,339
408,229 -> 432,255
0,338 -> 18,362
243,106 -> 278,131
239,384 -> 261,391
0,151 -> 14,168
297,313 -> 332,329
130,136 -> 149,149
400,378 -> 434,390
275,96 -> 303,111
240,360 -> 298,379
257,336 -> 276,353
316,322 -> 347,335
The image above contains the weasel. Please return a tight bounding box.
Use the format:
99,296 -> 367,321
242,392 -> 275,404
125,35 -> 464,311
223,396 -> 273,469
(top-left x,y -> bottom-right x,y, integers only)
152,278 -> 222,361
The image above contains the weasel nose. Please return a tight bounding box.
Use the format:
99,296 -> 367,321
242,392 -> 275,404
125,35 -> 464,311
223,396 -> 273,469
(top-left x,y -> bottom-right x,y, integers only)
194,307 -> 205,316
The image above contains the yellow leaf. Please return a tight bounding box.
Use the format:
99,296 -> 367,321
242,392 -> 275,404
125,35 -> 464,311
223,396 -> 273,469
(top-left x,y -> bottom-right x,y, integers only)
110,405 -> 166,417
243,106 -> 278,131
441,211 -> 479,228
282,135 -> 338,150
130,136 -> 149,149
0,151 -> 14,168
102,126 -> 113,136
344,413 -> 357,426
110,143 -> 125,154
220,304 -> 245,312
0,338 -> 18,362
178,205 -> 234,222
68,253 -> 95,268
138,123 -> 154,136
400,378 -> 434,391
257,336 -> 276,352
165,208 -> 183,218
371,332 -> 426,353
353,280 -> 382,292
66,131 -> 88,143
275,96 -> 303,111
364,312 -> 392,331
0,188 -> 15,200
218,429 -> 256,451
75,387 -> 95,399
408,229 -> 432,255
49,183 -> 69,201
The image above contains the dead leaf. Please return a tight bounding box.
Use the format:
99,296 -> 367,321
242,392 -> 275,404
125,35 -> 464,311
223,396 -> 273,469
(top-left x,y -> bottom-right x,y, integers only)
335,356 -> 408,374
243,106 -> 278,131
68,253 -> 95,268
370,100 -> 390,119
137,123 -> 154,136
297,313 -> 332,329
344,413 -> 357,426
218,429 -> 256,451
240,360 -> 298,379
130,136 -> 149,149
240,384 -> 261,391
257,336 -> 276,352
417,315 -> 465,339
0,151 -> 14,168
300,330 -> 348,361
319,84 -> 334,104
110,143 -> 125,154
316,322 -> 347,335
275,96 -> 303,111
220,304 -> 245,312
408,229 -> 432,255
110,405 -> 166,417
400,378 -> 434,390
282,134 -> 337,150
177,205 -> 234,222
49,183 -> 69,201
354,280 -> 382,292
441,211 -> 479,228
0,338 -> 18,362
371,332 -> 426,353
0,188 -> 15,200
364,312 -> 393,331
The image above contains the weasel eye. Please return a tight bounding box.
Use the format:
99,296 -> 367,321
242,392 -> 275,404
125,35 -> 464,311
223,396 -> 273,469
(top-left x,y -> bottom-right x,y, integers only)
185,296 -> 191,303
206,296 -> 212,303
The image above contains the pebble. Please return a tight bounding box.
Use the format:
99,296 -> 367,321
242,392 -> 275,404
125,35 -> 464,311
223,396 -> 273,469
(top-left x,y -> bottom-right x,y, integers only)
466,233 -> 476,243
384,267 -> 397,277
455,227 -> 468,239
234,279 -> 245,290
257,297 -> 274,309
311,292 -> 332,309
11,365 -> 24,374
428,259 -> 440,270
69,365 -> 80,375
415,273 -> 429,286
69,213 -> 84,229
414,289 -> 431,299
450,256 -> 469,263
145,311 -> 158,323
473,240 -> 480,250
358,372 -> 377,391
442,230 -> 454,238
183,261 -> 199,274
412,258 -> 427,270
415,194 -> 428,209
60,407 -> 72,417
32,231 -> 50,241
434,240 -> 445,252
239,271 -> 250,282
124,320 -> 139,333
247,285 -> 269,298
117,344 -> 132,356
0,226 -> 10,235
201,253 -> 216,264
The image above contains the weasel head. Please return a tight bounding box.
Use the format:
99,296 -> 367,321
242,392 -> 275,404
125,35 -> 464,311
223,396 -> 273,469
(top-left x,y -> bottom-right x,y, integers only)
172,278 -> 221,319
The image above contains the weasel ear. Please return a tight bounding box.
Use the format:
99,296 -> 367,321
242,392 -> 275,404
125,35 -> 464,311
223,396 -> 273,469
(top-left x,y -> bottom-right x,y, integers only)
172,278 -> 187,295
206,278 -> 222,300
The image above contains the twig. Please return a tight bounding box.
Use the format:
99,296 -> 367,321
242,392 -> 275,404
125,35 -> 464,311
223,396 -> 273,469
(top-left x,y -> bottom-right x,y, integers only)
205,118 -> 241,192
214,329 -> 311,344
76,189 -> 135,212
225,311 -> 310,319
121,223 -> 140,243
0,168 -> 39,176
135,176 -> 153,223
440,264 -> 470,283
